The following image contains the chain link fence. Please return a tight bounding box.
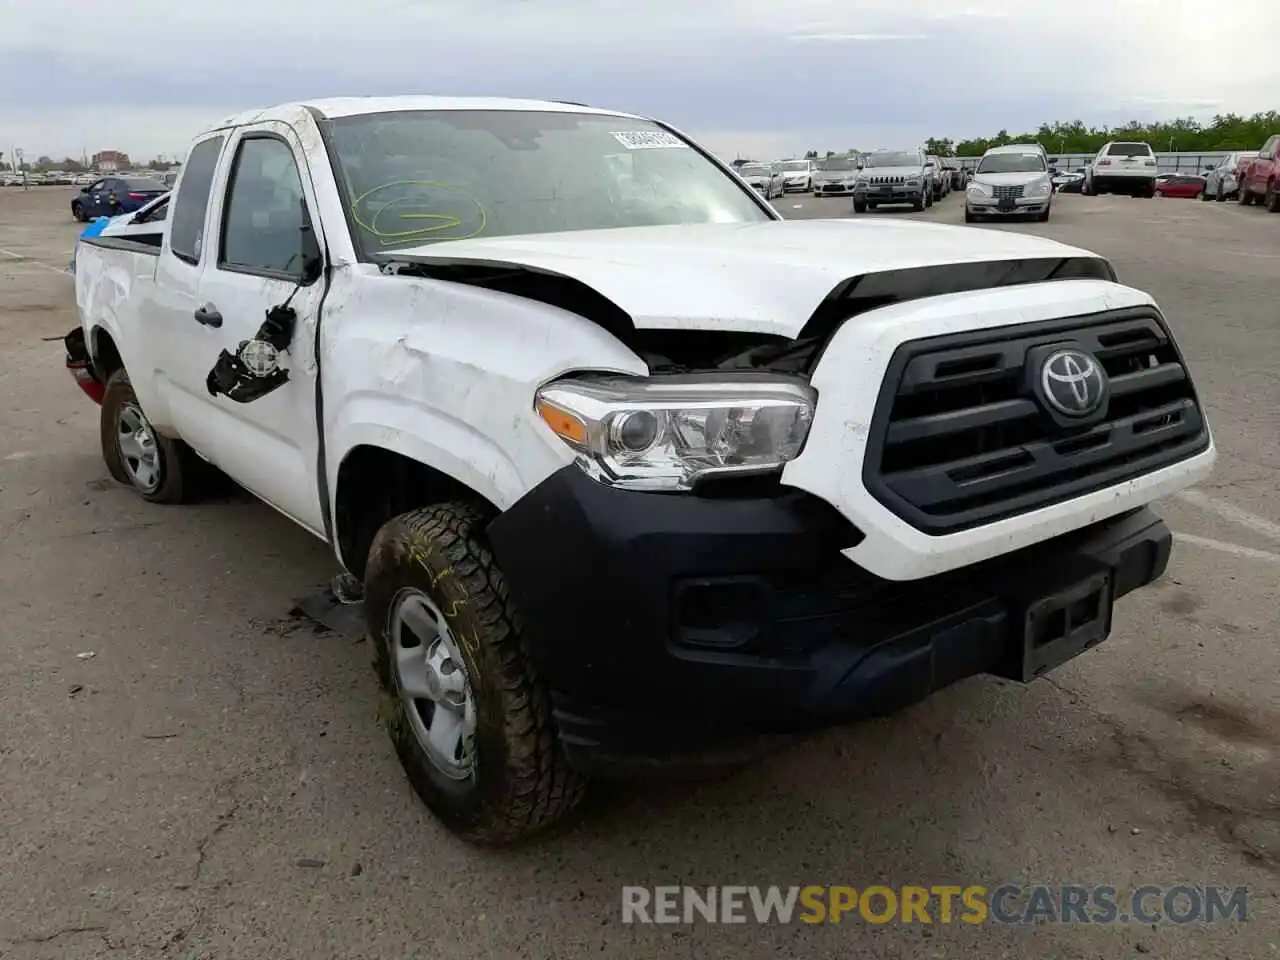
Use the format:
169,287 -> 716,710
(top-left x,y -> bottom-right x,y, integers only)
950,151 -> 1233,175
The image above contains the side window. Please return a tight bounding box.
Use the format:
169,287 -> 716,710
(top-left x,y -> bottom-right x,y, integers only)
88,179 -> 105,192
170,135 -> 225,264
219,137 -> 308,277
137,198 -> 169,224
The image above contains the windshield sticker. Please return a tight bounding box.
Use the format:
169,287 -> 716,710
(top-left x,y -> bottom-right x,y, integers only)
609,130 -> 688,150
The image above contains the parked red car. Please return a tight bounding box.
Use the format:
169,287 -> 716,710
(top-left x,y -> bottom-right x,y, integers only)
1153,174 -> 1206,199
1237,134 -> 1279,211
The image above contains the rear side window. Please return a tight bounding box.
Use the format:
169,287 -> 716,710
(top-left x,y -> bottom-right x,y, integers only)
1107,142 -> 1152,157
170,135 -> 225,264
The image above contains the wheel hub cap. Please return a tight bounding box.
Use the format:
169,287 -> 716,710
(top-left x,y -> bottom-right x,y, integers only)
116,402 -> 161,493
388,590 -> 477,779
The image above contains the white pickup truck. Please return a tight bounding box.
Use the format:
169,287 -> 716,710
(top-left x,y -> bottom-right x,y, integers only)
66,96 -> 1215,845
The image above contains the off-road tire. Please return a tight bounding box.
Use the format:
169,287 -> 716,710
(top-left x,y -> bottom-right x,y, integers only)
364,502 -> 586,845
99,370 -> 209,503
1265,181 -> 1280,212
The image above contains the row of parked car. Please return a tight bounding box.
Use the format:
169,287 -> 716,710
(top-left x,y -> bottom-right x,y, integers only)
1075,137 -> 1280,210
739,153 -> 967,208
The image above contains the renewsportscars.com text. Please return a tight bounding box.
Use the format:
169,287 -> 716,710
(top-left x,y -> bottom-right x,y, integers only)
621,885 -> 1249,925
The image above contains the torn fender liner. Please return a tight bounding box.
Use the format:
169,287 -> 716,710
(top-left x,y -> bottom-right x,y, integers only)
206,304 -> 297,404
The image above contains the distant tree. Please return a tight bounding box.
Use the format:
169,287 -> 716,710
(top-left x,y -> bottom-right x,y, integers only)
944,109 -> 1278,155
61,157 -> 87,172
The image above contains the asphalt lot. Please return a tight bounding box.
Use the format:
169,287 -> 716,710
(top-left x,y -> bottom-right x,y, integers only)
1,185 -> 1277,959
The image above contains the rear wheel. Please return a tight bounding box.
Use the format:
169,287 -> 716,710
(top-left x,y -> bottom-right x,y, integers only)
100,370 -> 209,504
365,502 -> 586,845
1238,185 -> 1253,205
72,201 -> 86,222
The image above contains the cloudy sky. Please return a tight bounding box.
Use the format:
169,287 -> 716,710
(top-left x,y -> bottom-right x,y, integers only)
1,0 -> 1276,163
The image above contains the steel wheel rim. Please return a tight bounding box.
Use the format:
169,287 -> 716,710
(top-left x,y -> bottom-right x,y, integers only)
116,402 -> 162,493
388,588 -> 477,780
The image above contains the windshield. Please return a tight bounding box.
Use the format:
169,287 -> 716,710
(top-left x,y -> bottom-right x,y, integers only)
976,152 -> 1047,174
322,110 -> 772,255
865,152 -> 920,168
779,161 -> 808,172
816,157 -> 856,171
740,165 -> 769,176
1107,142 -> 1152,157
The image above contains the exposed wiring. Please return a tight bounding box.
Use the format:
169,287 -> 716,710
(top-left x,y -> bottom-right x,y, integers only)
350,180 -> 487,245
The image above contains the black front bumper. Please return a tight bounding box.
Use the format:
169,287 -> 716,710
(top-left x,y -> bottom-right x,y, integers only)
486,466 -> 1172,777
857,187 -> 924,204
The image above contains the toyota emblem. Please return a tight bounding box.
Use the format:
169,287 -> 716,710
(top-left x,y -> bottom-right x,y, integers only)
1040,348 -> 1105,417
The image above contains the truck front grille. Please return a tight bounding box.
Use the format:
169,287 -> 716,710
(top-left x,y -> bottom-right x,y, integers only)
863,308 -> 1209,534
993,184 -> 1024,200
868,175 -> 905,184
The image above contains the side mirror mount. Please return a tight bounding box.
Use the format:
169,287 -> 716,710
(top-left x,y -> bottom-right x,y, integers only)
300,222 -> 324,283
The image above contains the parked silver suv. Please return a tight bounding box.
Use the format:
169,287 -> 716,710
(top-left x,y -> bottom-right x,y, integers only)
852,149 -> 930,213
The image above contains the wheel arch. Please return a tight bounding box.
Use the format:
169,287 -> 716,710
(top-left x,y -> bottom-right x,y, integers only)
332,442 -> 505,581
90,325 -> 125,382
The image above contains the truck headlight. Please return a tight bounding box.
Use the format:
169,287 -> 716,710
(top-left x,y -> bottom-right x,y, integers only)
534,374 -> 816,491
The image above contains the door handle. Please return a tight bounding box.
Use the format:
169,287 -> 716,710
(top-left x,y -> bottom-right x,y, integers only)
193,304 -> 223,328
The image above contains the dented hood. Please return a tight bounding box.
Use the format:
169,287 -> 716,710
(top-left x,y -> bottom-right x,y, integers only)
391,220 -> 1101,339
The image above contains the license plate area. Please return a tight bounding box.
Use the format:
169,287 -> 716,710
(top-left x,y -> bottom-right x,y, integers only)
997,198 -> 1016,212
1018,571 -> 1113,680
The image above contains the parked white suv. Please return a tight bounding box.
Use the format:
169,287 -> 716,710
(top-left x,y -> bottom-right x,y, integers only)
1083,141 -> 1159,197
965,144 -> 1054,222
67,95 -> 1214,844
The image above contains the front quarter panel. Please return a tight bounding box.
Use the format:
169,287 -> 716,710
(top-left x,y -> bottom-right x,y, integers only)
323,266 -> 649,522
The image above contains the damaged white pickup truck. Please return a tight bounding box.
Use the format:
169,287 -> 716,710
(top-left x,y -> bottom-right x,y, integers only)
66,96 -> 1215,844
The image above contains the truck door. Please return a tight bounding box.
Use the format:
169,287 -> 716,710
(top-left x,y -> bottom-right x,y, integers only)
159,123 -> 328,535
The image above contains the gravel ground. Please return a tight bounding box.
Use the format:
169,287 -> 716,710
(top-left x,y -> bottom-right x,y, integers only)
1,185 -> 1276,959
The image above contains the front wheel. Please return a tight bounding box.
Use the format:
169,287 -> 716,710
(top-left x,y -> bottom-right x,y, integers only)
99,370 -> 208,503
964,208 -> 977,223
72,201 -> 86,222
1038,207 -> 1051,222
853,200 -> 867,214
365,502 -> 586,845
913,194 -> 926,212
1265,181 -> 1280,212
